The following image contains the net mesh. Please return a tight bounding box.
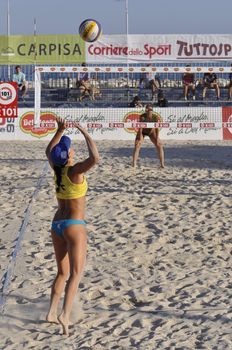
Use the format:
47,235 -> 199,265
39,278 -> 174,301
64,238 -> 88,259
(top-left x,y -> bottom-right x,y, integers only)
33,65 -> 232,130
36,106 -> 225,128
35,65 -> 231,109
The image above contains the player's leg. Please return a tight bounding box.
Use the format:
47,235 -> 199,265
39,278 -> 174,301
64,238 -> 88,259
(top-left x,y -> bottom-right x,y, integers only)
132,132 -> 144,167
46,230 -> 69,324
58,224 -> 87,336
149,130 -> 164,168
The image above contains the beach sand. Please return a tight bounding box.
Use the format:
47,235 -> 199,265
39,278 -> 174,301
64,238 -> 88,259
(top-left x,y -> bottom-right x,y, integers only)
0,140 -> 231,350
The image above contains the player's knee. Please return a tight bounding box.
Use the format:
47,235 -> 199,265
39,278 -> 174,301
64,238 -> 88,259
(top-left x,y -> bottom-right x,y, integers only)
70,265 -> 83,278
135,140 -> 142,148
57,270 -> 69,280
156,140 -> 163,148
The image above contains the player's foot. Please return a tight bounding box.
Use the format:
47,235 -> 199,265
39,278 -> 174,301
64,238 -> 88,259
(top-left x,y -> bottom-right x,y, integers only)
46,312 -> 59,324
58,313 -> 69,336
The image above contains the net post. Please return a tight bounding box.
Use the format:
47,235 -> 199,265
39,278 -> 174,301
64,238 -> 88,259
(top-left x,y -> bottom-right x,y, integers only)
34,67 -> 41,127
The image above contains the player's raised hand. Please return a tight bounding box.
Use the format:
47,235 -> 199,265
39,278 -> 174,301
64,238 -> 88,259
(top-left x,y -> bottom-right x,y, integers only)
56,117 -> 68,131
74,122 -> 88,135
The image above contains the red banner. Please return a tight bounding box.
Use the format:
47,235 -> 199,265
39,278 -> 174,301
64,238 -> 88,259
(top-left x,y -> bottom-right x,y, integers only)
222,107 -> 232,140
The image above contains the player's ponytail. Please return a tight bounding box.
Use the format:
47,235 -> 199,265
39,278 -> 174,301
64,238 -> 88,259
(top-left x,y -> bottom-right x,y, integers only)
54,165 -> 64,193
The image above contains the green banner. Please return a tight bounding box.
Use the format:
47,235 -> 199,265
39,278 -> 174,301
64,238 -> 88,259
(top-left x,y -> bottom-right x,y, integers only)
0,35 -> 85,64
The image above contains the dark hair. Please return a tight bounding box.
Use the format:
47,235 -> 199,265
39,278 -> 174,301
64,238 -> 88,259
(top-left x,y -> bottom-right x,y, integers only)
15,65 -> 21,69
54,165 -> 65,193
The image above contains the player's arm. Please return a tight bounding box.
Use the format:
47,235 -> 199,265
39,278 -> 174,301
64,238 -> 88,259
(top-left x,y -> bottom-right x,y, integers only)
70,124 -> 100,176
12,74 -> 16,82
45,117 -> 67,160
21,72 -> 26,82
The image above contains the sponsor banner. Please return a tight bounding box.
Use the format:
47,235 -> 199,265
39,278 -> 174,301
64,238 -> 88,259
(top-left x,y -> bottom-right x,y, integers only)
20,110 -> 57,138
154,108 -> 222,140
87,34 -> 232,63
222,107 -> 232,140
0,82 -> 18,118
0,107 -> 223,141
0,110 -> 57,140
0,35 -> 85,65
0,34 -> 231,64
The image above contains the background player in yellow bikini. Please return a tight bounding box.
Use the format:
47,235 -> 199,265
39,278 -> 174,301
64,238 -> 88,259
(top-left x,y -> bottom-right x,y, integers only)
45,117 -> 99,336
132,104 -> 164,168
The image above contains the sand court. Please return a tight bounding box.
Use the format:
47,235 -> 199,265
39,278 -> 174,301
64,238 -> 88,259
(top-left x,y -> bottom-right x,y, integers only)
0,140 -> 231,349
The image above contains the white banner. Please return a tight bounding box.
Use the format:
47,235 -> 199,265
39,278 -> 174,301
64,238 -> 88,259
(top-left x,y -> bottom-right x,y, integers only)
0,107 -> 227,141
86,35 -> 232,63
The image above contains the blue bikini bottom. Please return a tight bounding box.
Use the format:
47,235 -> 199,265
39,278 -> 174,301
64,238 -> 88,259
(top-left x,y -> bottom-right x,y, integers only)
52,219 -> 86,237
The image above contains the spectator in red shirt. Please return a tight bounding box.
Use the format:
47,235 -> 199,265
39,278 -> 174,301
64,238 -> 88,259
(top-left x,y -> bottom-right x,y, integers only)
182,65 -> 196,101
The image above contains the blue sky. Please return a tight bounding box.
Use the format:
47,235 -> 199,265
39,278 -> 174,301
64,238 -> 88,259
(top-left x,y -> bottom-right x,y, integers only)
0,0 -> 231,35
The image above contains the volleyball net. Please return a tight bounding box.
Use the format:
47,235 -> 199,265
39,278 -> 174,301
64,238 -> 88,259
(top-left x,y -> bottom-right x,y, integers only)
33,65 -> 232,133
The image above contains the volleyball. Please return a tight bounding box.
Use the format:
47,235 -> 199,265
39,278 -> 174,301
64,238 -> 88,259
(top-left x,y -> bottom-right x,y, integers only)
79,19 -> 102,42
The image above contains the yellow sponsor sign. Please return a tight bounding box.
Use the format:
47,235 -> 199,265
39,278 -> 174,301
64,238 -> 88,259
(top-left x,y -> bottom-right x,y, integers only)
0,35 -> 85,64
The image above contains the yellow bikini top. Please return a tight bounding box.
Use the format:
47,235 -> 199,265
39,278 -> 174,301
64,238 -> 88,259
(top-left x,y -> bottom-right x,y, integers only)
54,166 -> 88,200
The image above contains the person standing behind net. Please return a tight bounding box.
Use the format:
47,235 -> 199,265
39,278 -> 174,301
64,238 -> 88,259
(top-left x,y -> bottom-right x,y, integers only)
132,104 -> 164,168
45,117 -> 99,336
